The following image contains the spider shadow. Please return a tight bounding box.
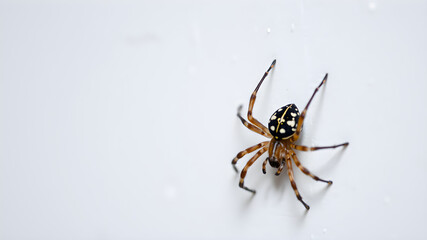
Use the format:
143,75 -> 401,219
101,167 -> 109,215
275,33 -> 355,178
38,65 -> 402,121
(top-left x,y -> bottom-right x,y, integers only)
229,169 -> 258,215
264,167 -> 311,221
263,165 -> 293,202
271,168 -> 289,196
295,146 -> 349,208
315,145 -> 349,175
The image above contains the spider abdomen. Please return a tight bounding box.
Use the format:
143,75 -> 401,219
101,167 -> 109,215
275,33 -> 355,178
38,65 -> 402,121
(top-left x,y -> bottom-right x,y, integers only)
268,104 -> 300,139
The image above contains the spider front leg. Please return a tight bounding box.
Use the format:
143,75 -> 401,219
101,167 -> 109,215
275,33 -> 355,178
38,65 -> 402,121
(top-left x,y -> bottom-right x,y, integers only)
232,141 -> 269,172
236,105 -> 271,138
275,162 -> 284,176
290,142 -> 349,152
262,158 -> 268,174
247,60 -> 276,134
291,73 -> 328,142
290,150 -> 332,184
285,154 -> 310,210
239,146 -> 268,193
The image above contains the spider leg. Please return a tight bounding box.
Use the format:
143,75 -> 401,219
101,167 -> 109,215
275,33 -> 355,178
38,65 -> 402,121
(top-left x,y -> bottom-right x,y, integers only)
239,146 -> 268,193
290,142 -> 349,152
290,150 -> 332,184
247,59 -> 276,134
275,161 -> 284,176
291,73 -> 328,142
262,158 -> 268,174
232,141 -> 269,172
237,105 -> 271,138
285,153 -> 310,210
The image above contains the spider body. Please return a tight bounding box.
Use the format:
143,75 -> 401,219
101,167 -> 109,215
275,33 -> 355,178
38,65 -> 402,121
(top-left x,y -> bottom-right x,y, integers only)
268,104 -> 300,140
232,60 -> 348,210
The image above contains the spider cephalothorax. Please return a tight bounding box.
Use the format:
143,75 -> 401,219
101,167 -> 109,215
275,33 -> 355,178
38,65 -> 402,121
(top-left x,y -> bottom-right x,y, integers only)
232,60 -> 349,210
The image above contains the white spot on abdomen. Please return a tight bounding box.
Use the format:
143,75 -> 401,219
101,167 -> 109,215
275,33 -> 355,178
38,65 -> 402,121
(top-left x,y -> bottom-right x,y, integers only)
287,120 -> 296,127
279,128 -> 286,134
270,126 -> 275,131
271,115 -> 277,120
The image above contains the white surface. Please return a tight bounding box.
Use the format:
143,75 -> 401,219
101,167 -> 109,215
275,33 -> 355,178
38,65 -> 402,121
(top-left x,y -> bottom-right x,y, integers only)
1,1 -> 427,239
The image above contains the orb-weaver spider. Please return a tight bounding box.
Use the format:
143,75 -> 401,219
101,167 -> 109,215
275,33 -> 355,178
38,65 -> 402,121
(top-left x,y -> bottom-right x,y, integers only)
232,59 -> 349,210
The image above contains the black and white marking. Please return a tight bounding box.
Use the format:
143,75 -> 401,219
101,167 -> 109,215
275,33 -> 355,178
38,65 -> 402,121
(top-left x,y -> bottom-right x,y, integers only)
267,104 -> 300,139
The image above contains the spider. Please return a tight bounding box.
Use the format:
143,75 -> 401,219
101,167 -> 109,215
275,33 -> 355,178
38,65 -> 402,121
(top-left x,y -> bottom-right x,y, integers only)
232,59 -> 349,210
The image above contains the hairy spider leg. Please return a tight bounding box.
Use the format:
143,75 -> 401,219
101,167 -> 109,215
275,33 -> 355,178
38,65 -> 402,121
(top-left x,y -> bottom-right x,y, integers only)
247,59 -> 276,134
236,105 -> 271,138
290,150 -> 332,184
232,141 -> 270,172
291,73 -> 328,142
285,154 -> 310,210
274,142 -> 288,176
275,162 -> 285,176
291,142 -> 349,151
239,146 -> 268,193
262,158 -> 268,174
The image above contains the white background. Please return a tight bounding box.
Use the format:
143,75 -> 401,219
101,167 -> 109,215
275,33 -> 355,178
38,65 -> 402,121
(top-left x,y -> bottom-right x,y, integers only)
1,0 -> 427,239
